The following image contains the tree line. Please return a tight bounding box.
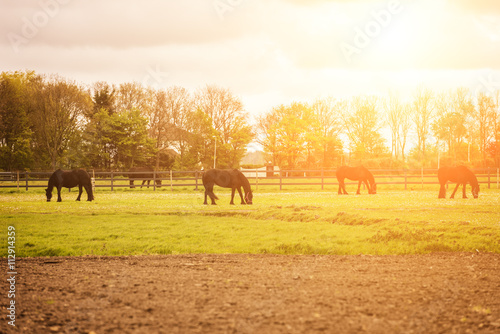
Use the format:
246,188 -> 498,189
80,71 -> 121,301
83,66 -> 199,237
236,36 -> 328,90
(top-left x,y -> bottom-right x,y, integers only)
1,70 -> 499,171
258,88 -> 500,169
0,71 -> 251,171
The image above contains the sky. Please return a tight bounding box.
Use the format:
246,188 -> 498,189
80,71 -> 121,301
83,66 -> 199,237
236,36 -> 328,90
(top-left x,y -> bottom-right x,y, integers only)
2,0 -> 500,123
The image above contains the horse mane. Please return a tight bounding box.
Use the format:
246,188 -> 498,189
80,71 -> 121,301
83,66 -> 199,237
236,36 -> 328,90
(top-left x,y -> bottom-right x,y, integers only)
366,169 -> 376,185
468,169 -> 479,188
237,170 -> 252,194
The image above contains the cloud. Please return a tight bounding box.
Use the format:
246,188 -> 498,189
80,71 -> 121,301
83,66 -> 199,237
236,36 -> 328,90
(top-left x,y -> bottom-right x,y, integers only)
1,0 -> 256,49
453,0 -> 500,14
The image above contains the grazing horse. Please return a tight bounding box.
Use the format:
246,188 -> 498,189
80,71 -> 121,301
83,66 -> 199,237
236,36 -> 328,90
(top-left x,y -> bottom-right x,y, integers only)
438,166 -> 479,199
129,167 -> 161,188
45,169 -> 94,202
203,169 -> 253,205
336,166 -> 377,195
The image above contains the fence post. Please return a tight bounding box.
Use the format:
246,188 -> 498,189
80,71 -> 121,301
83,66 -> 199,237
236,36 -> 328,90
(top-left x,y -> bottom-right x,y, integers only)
111,171 -> 114,191
421,167 -> 424,188
25,171 -> 29,191
153,170 -> 157,191
195,171 -> 198,190
17,171 -> 19,191
255,168 -> 258,191
488,167 -> 491,189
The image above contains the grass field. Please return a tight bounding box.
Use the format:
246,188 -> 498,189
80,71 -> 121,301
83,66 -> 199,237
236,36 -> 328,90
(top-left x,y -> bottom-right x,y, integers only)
1,186 -> 499,257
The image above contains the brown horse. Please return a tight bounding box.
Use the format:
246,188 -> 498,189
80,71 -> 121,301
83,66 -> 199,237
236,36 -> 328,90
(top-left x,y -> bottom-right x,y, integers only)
45,169 -> 94,202
202,169 -> 253,205
336,166 -> 377,195
438,166 -> 479,199
128,167 -> 161,188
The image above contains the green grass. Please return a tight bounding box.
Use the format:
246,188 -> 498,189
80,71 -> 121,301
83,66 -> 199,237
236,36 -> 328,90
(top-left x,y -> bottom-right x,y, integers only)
1,187 -> 499,257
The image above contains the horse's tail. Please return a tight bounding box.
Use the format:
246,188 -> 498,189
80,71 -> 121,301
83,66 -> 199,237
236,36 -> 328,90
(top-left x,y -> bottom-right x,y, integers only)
207,191 -> 219,201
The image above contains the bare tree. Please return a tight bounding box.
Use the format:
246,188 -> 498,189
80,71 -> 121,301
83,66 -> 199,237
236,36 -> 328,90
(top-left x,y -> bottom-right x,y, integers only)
340,95 -> 386,162
115,82 -> 146,114
398,103 -> 412,163
196,85 -> 252,168
312,97 -> 344,167
164,86 -> 193,168
411,87 -> 434,166
383,92 -> 406,163
30,75 -> 92,169
475,92 -> 495,166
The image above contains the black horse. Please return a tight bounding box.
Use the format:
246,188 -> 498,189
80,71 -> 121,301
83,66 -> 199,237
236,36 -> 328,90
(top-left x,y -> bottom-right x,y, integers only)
336,166 -> 377,195
202,169 -> 253,205
129,167 -> 161,188
438,166 -> 479,199
46,169 -> 94,202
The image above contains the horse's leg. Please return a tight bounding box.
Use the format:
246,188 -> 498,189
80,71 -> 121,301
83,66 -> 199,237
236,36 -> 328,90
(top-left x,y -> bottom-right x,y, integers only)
57,186 -> 62,202
210,188 -> 217,205
462,183 -> 467,198
438,184 -> 446,198
76,185 -> 83,201
356,181 -> 362,195
338,179 -> 347,195
84,184 -> 93,201
230,188 -> 236,205
205,184 -> 217,205
130,180 -> 135,189
363,180 -> 371,194
236,187 -> 245,204
450,183 -> 460,199
141,180 -> 147,189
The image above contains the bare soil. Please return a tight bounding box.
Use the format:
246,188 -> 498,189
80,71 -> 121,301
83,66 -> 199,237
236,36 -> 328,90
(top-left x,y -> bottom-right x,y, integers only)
2,253 -> 500,333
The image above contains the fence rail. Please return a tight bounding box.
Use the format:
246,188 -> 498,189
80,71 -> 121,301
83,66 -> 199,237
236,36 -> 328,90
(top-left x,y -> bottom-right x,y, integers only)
1,168 -> 499,191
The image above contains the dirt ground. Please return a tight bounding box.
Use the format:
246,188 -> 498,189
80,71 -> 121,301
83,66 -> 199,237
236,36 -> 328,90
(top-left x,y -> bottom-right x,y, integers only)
2,253 -> 500,334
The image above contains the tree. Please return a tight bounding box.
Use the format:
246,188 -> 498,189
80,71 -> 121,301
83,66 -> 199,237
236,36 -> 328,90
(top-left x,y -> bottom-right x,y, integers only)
196,85 -> 253,168
475,93 -> 496,166
432,89 -> 474,165
0,71 -> 35,171
29,75 -> 92,169
83,108 -> 155,169
114,82 -> 146,114
411,87 -> 434,167
491,91 -> 500,166
91,81 -> 115,116
145,86 -> 193,169
256,109 -> 280,166
383,93 -> 410,165
257,102 -> 318,169
311,97 -> 344,168
341,96 -> 387,162
181,108 -> 217,169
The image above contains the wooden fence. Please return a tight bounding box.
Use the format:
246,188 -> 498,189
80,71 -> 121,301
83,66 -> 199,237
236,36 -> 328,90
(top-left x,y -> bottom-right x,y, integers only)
1,168 -> 499,191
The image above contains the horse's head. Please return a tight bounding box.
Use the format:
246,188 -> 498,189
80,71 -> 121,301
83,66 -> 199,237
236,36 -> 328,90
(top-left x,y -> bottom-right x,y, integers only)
472,183 -> 480,199
45,188 -> 52,202
245,191 -> 253,205
370,183 -> 377,194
